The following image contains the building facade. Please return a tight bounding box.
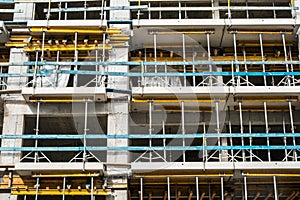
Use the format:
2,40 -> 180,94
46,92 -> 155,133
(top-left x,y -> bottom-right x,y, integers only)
0,0 -> 300,199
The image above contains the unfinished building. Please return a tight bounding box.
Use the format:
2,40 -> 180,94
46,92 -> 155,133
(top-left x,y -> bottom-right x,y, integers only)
0,0 -> 300,199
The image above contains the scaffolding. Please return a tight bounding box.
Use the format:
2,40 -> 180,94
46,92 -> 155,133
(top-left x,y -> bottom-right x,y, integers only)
1,0 -> 300,199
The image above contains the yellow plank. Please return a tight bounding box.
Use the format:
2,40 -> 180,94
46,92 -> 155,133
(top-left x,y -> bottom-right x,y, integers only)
30,27 -> 121,35
32,173 -> 100,178
24,44 -> 112,52
12,189 -> 111,196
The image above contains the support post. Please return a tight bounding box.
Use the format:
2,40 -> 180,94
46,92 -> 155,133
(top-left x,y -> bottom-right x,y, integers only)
264,101 -> 271,161
181,101 -> 186,162
273,176 -> 278,200
259,33 -> 267,86
244,176 -> 248,200
196,177 -> 199,200
167,177 -> 170,200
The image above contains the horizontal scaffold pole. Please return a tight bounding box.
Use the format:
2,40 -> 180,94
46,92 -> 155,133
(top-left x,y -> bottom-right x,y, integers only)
2,133 -> 300,139
0,60 -> 297,67
3,69 -> 300,77
0,145 -> 299,151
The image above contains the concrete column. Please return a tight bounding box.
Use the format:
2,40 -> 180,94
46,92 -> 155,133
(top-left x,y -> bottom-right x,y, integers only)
0,102 -> 27,200
7,3 -> 34,90
106,0 -> 130,199
213,0 -> 220,19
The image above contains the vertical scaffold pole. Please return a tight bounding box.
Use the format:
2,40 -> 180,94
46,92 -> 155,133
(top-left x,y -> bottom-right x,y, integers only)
249,112 -> 253,162
215,100 -> 221,161
238,101 -> 245,161
245,0 -> 249,18
140,177 -> 143,200
259,33 -> 267,86
167,176 -> 171,200
62,176 -> 66,200
162,119 -> 166,160
34,101 -> 40,163
273,176 -> 278,200
154,33 -> 157,74
288,100 -> 297,161
35,177 -> 39,200
41,31 -> 46,67
83,100 -> 89,168
149,100 -> 153,162
55,50 -> 60,87
91,176 -> 94,200
206,33 -> 212,86
33,51 -> 39,88
192,46 -> 196,87
182,33 -> 186,87
181,101 -> 186,162
244,176 -> 248,200
283,113 -> 288,161
282,33 -> 291,86
64,2 -> 68,20
95,50 -> 99,87
228,114 -> 234,161
84,1 -> 87,20
289,46 -> 295,85
264,101 -> 271,162
74,32 -> 78,87
242,47 -> 249,86
233,32 -> 240,86
196,176 -> 199,200
58,1 -> 62,20
221,177 -> 224,200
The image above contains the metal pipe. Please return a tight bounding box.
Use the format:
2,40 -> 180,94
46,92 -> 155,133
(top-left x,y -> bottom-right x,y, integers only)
288,100 -> 297,161
84,1 -> 87,20
167,177 -> 170,200
154,33 -> 157,74
135,174 -> 233,178
33,51 -> 39,88
55,50 -> 60,87
182,33 -> 186,87
181,101 -> 186,162
221,177 -> 224,200
34,101 -> 40,163
91,176 -> 94,200
162,120 -> 166,160
62,177 -> 66,200
282,33 -> 291,86
242,47 -> 249,86
64,2 -> 67,20
244,176 -> 248,200
83,100 -> 88,166
264,101 -> 271,161
243,173 -> 300,177
239,101 -> 245,161
35,177 -> 39,200
196,177 -> 199,200
273,176 -> 278,200
289,46 -> 295,85
249,112 -> 252,162
74,31 -> 78,87
140,177 -> 143,200
233,32 -> 240,86
41,31 -> 46,62
245,0 -> 249,18
149,100 -> 153,162
283,113 -> 288,161
228,108 -> 233,161
215,100 -> 221,161
95,50 -> 99,87
259,33 -> 267,86
206,33 -> 212,86
58,1 -> 61,20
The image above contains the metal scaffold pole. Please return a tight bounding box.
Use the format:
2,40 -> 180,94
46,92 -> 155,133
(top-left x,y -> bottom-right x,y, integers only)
181,101 -> 186,162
